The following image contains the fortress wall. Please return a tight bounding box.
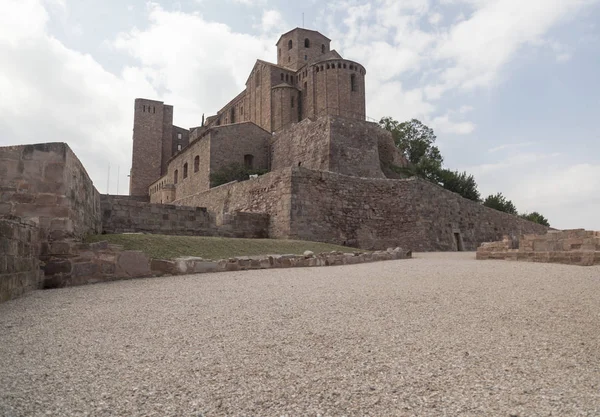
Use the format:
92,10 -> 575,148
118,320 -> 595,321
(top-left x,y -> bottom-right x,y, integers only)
173,168 -> 294,238
327,117 -> 385,178
0,143 -> 101,243
270,117 -> 330,172
0,216 -> 42,302
101,195 -> 268,238
288,168 -> 548,251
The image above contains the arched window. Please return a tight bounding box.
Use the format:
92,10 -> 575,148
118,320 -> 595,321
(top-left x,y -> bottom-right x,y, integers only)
304,38 -> 310,48
194,156 -> 199,173
321,44 -> 326,54
288,39 -> 293,50
285,74 -> 289,82
351,74 -> 357,92
244,154 -> 254,169
174,170 -> 178,184
183,163 -> 188,179
338,63 -> 342,69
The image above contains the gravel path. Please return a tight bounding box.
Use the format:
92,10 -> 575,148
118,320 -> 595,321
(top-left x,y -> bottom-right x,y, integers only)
1,252 -> 599,416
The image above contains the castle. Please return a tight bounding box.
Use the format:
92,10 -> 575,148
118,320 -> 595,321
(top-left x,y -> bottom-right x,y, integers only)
127,27 -> 548,251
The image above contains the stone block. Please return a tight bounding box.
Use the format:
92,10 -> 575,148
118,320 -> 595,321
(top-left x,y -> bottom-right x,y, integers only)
43,162 -> 65,182
192,261 -> 219,273
71,262 -> 99,278
116,251 -> 150,277
579,252 -> 595,267
43,258 -> 72,275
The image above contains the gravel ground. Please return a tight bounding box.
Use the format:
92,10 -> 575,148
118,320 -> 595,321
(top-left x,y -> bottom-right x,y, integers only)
1,252 -> 599,416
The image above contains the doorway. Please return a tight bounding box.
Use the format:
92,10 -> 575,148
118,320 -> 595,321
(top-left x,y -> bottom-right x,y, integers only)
454,232 -> 463,252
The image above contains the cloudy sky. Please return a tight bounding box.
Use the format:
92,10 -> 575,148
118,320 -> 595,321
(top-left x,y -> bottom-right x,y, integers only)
1,0 -> 599,229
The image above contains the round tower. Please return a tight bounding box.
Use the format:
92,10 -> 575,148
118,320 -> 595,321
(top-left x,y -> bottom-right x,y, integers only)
303,59 -> 366,121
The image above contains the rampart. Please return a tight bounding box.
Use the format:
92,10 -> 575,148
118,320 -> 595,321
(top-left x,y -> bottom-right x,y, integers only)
477,230 -> 600,266
102,195 -> 268,238
171,167 -> 548,251
0,216 -> 42,302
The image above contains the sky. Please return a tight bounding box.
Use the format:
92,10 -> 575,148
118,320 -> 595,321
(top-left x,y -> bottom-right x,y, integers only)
1,0 -> 599,230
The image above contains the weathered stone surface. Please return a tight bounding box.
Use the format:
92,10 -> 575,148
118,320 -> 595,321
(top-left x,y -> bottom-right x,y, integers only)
477,230 -> 600,266
0,217 -> 41,302
116,251 -> 151,277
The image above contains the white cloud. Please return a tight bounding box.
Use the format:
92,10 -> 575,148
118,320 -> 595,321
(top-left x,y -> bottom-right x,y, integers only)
257,10 -> 287,33
488,142 -> 535,153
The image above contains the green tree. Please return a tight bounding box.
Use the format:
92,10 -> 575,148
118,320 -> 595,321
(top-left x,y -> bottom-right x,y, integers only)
483,193 -> 518,215
210,163 -> 268,187
379,117 -> 443,181
520,211 -> 550,227
436,169 -> 481,202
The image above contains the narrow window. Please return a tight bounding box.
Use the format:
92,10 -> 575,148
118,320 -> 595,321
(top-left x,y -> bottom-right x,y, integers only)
304,38 -> 310,48
177,133 -> 182,140
143,105 -> 146,112
174,170 -> 178,184
304,81 -> 307,91
281,73 -> 284,81
343,63 -> 347,69
316,67 -> 319,73
230,107 -> 235,123
194,155 -> 199,172
351,74 -> 357,92
304,55 -> 308,61
288,56 -> 291,63
177,144 -> 182,151
291,96 -> 295,108
321,44 -> 325,53
244,154 -> 254,169
183,163 -> 188,179
338,63 -> 341,69
288,39 -> 293,50
241,106 -> 244,115
285,74 -> 289,82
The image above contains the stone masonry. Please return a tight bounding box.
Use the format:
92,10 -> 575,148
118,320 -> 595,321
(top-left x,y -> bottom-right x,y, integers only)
477,229 -> 600,266
0,216 -> 42,302
102,195 -> 269,238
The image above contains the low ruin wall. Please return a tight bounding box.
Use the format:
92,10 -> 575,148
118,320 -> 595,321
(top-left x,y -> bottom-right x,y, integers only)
101,195 -> 269,239
0,216 -> 42,302
477,230 -> 600,266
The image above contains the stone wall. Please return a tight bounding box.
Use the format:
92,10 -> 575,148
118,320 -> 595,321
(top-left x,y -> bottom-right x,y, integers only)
173,169 -> 293,238
0,216 -> 42,302
477,230 -> 600,266
289,168 -> 548,251
270,117 -> 330,172
171,167 -> 547,251
271,116 -> 402,179
0,143 -> 101,242
102,195 -> 268,238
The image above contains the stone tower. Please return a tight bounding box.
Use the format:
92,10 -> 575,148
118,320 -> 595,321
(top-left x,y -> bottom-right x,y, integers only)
129,99 -> 174,197
276,28 -> 331,71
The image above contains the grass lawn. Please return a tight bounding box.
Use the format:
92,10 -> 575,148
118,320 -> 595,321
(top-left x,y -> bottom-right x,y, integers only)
85,234 -> 361,260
